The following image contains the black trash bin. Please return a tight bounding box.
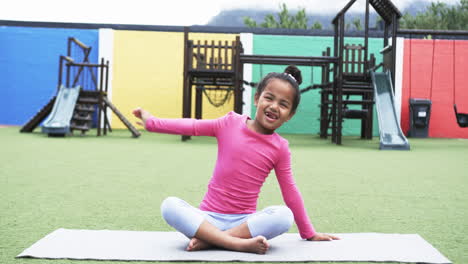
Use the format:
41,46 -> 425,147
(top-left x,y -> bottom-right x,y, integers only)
409,98 -> 432,138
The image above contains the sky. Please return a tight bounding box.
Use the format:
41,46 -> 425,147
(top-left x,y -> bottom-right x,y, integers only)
1,0 -> 460,26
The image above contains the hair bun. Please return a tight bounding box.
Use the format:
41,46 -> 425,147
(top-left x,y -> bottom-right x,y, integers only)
284,65 -> 302,85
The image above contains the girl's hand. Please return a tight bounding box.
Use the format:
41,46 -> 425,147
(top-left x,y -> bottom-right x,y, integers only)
132,107 -> 151,127
307,233 -> 340,241
132,108 -> 143,119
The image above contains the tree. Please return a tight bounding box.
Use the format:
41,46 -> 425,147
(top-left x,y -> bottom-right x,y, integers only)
243,3 -> 323,30
400,0 -> 468,30
243,17 -> 258,28
345,17 -> 363,31
352,18 -> 363,31
311,21 -> 323,30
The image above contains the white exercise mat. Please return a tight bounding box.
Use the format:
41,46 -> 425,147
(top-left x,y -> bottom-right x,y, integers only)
17,228 -> 451,263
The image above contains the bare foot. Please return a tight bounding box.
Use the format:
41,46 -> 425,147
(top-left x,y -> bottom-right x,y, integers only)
186,237 -> 213,251
237,236 -> 269,254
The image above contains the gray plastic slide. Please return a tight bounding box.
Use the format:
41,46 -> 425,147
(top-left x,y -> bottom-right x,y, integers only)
42,85 -> 81,136
370,71 -> 410,150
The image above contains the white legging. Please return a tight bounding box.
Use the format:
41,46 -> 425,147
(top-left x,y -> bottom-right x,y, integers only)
160,196 -> 294,240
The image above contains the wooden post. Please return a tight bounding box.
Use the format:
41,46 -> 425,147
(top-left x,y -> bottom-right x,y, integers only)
99,58 -> 106,135
224,40 -> 228,70
364,0 -> 369,72
195,86 -> 203,120
337,15 -> 345,145
234,36 -> 243,114
332,20 -> 339,144
391,13 -> 398,89
182,27 -> 191,141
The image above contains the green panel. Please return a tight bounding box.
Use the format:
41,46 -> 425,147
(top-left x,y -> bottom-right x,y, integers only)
251,35 -> 383,136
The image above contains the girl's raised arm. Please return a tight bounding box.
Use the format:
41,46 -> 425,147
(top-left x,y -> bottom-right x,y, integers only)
133,107 -> 226,137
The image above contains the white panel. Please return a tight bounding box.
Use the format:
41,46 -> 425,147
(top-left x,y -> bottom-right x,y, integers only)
395,37 -> 405,123
98,28 -> 114,126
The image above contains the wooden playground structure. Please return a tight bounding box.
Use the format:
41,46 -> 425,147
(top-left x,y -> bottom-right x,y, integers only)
182,0 -> 401,144
21,37 -> 140,137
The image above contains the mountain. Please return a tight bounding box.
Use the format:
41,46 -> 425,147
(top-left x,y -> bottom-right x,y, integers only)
206,1 -> 435,29
208,9 -> 337,29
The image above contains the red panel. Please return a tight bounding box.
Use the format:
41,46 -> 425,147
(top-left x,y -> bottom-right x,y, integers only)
401,39 -> 468,138
401,39 -> 434,135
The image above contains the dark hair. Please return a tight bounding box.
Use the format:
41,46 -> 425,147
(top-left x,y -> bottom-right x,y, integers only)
255,65 -> 302,113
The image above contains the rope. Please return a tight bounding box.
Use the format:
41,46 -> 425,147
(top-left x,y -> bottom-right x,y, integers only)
260,64 -> 263,81
429,39 -> 435,100
243,79 -> 325,94
409,36 -> 412,98
201,87 -> 233,107
310,67 -> 314,86
299,83 -> 329,93
453,39 -> 456,106
242,80 -> 257,88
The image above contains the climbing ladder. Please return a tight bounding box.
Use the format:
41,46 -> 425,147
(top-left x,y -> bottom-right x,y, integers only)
71,90 -> 97,134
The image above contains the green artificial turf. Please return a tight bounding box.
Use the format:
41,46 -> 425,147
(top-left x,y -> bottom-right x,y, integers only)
1,127 -> 467,264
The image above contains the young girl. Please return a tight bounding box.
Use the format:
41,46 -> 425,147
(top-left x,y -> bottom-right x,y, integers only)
133,65 -> 339,254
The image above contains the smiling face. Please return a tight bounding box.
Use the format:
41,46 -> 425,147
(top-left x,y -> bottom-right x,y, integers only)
251,78 -> 296,134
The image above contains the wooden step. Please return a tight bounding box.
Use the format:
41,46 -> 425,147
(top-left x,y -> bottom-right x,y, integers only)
343,109 -> 369,119
72,113 -> 92,121
342,83 -> 373,89
321,88 -> 373,95
70,123 -> 90,131
79,90 -> 102,97
342,75 -> 370,82
322,99 -> 374,105
75,104 -> 95,112
78,97 -> 99,104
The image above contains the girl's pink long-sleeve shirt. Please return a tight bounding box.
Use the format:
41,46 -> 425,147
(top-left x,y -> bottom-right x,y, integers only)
146,111 -> 316,239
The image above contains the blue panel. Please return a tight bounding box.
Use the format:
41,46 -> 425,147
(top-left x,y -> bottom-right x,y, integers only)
0,26 -> 99,125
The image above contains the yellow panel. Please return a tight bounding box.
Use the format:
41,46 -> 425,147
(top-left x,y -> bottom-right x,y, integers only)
112,31 -> 238,129
112,30 -> 184,129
